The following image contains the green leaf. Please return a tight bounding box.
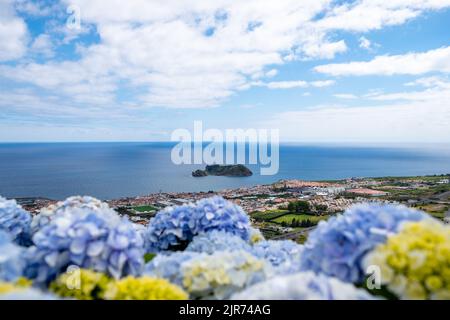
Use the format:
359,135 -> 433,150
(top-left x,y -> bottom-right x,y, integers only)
144,253 -> 156,263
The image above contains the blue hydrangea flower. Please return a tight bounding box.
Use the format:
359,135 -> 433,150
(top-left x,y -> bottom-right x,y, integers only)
300,203 -> 427,284
0,231 -> 25,282
144,251 -> 200,287
186,230 -> 252,254
23,198 -> 145,285
31,196 -> 114,235
0,196 -> 32,246
231,271 -> 375,300
0,287 -> 57,300
251,240 -> 303,275
145,196 -> 251,253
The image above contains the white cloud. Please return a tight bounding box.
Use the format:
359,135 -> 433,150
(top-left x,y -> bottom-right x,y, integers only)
14,0 -> 56,17
263,101 -> 450,143
315,0 -> 450,32
300,39 -> 348,60
254,79 -> 335,89
0,0 -> 28,61
359,36 -> 371,50
2,0 -> 450,110
263,80 -> 308,89
315,46 -> 450,76
30,34 -> 55,58
405,76 -> 450,88
334,93 -> 358,99
368,76 -> 450,102
265,69 -> 278,77
311,80 -> 335,87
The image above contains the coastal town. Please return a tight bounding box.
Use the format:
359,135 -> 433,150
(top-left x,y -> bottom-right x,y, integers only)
16,174 -> 450,243
16,175 -> 450,242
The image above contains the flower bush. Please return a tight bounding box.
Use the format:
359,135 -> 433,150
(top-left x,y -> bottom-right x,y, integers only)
104,276 -> 188,300
24,197 -> 145,284
0,193 -> 448,301
300,203 -> 427,283
231,271 -> 375,300
0,196 -> 32,246
363,219 -> 450,300
145,196 -> 251,253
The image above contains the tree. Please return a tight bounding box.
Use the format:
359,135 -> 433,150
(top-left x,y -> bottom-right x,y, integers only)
288,201 -> 311,214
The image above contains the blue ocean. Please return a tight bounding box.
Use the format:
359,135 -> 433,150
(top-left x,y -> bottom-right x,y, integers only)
0,142 -> 449,200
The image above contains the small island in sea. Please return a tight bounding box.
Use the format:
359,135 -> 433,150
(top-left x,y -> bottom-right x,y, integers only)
192,164 -> 253,177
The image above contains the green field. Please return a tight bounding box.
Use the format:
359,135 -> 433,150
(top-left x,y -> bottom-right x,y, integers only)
272,214 -> 326,224
251,209 -> 289,221
131,205 -> 158,213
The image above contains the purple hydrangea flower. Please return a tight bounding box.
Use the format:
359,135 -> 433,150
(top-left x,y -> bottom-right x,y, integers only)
251,240 -> 303,275
0,231 -> 25,282
23,197 -> 145,285
0,196 -> 32,246
145,196 -> 251,253
300,203 -> 427,283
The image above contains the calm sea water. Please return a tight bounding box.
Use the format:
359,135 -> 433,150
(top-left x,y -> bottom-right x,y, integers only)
0,142 -> 450,200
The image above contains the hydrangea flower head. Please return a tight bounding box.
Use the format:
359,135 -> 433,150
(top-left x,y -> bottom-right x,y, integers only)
193,196 -> 251,237
104,276 -> 188,300
31,196 -> 115,234
301,203 -> 427,283
145,196 -> 251,253
181,250 -> 270,299
363,219 -> 450,300
186,230 -> 252,254
145,203 -> 196,252
0,231 -> 26,282
251,240 -> 303,275
231,271 -> 375,300
144,251 -> 200,287
0,196 -> 32,245
24,197 -> 145,285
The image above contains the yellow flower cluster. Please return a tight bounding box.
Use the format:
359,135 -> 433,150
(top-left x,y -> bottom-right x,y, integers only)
50,269 -> 111,300
50,269 -> 187,300
249,228 -> 265,244
104,276 -> 188,300
364,219 -> 450,300
0,277 -> 32,295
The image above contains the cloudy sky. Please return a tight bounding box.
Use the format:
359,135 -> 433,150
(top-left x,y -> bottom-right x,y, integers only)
1,0 -> 450,142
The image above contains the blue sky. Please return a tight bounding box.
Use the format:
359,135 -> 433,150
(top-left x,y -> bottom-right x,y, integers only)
1,0 -> 450,142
